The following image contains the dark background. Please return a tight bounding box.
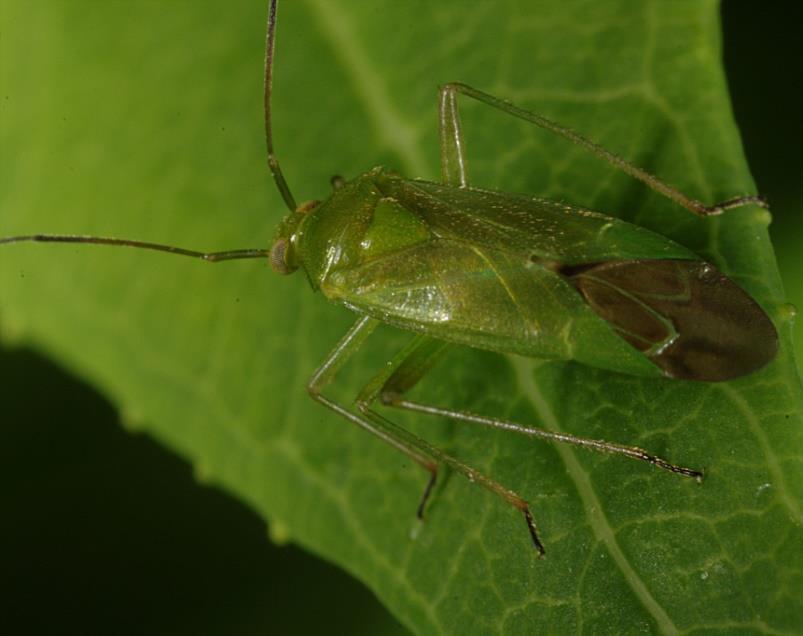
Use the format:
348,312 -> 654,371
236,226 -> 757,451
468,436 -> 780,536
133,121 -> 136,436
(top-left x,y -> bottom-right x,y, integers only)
2,3 -> 800,634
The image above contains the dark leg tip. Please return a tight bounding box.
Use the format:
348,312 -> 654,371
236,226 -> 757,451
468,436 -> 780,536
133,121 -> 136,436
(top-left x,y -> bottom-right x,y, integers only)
416,469 -> 438,520
523,508 -> 546,557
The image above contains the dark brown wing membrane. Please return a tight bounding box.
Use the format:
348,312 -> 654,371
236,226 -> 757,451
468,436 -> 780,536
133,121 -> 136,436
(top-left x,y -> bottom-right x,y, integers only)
565,259 -> 778,381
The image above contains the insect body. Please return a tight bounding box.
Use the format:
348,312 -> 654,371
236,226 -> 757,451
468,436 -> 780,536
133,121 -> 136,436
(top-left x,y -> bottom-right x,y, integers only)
276,167 -> 776,382
0,0 -> 778,555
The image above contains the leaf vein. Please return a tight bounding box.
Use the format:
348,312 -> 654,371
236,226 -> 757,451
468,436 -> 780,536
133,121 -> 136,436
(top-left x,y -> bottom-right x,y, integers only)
512,357 -> 681,635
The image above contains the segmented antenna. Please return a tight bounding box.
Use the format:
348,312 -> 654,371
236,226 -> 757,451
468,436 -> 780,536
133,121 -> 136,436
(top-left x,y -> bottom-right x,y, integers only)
264,0 -> 297,212
0,235 -> 268,262
0,5 -> 291,261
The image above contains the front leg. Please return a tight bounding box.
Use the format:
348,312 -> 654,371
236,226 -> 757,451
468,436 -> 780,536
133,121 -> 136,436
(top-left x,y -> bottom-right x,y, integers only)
309,318 -> 546,555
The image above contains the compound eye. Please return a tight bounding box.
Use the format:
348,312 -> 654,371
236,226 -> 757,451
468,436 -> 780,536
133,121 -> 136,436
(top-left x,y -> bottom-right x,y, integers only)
269,237 -> 297,275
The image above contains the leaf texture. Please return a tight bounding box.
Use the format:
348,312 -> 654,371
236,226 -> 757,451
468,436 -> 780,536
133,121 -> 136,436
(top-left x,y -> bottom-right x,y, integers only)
1,1 -> 801,633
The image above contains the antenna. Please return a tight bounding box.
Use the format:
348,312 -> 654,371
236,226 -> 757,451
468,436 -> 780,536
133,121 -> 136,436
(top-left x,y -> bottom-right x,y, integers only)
0,4 -> 289,262
0,235 -> 268,262
264,0 -> 297,212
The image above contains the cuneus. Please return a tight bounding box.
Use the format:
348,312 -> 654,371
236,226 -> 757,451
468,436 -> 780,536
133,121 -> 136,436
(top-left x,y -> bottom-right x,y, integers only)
1,0 -> 777,555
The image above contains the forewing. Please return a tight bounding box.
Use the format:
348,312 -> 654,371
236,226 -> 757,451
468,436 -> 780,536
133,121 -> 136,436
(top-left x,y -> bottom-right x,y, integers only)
322,238 -> 659,377
375,175 -> 697,265
567,259 -> 779,381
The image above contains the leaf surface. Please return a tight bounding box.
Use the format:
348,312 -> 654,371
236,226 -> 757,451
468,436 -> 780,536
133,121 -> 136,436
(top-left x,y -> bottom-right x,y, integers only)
1,1 -> 801,633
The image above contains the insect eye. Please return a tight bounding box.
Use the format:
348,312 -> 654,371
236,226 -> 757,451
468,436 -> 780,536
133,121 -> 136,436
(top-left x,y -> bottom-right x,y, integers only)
269,237 -> 297,275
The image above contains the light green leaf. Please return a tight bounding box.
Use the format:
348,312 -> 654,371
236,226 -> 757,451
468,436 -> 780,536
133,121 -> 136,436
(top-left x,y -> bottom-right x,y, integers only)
1,1 -> 801,634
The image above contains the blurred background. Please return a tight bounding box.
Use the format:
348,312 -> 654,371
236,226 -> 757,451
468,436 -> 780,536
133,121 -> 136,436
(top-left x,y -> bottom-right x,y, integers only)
1,2 -> 800,634
724,3 -> 803,369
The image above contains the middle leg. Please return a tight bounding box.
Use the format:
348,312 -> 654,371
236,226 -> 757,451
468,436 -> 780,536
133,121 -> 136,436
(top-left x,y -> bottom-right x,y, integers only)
359,338 -> 703,480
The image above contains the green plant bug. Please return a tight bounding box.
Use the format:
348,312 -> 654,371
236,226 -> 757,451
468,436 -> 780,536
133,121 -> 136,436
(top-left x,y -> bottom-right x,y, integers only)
0,0 -> 779,556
